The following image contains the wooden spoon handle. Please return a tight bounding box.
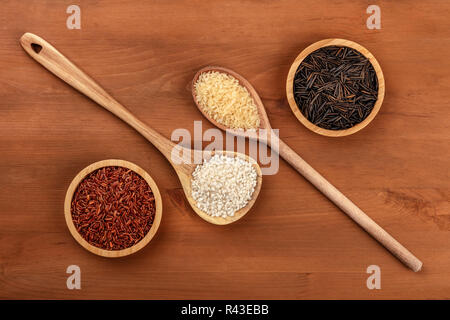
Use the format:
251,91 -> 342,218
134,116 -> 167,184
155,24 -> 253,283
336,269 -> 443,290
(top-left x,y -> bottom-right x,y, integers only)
276,138 -> 422,272
20,32 -> 174,157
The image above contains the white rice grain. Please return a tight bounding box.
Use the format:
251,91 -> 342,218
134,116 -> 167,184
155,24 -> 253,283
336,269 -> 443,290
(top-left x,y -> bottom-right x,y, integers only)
191,154 -> 257,218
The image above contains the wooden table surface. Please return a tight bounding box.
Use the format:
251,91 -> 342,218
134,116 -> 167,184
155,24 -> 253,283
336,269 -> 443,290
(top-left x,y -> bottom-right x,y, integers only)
0,1 -> 449,299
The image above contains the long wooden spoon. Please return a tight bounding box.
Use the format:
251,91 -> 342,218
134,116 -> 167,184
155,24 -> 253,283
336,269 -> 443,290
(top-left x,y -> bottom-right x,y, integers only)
20,33 -> 262,225
192,66 -> 423,271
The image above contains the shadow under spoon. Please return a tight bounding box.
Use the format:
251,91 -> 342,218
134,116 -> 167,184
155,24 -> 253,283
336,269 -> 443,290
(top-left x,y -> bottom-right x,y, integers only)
20,33 -> 262,225
192,66 -> 422,271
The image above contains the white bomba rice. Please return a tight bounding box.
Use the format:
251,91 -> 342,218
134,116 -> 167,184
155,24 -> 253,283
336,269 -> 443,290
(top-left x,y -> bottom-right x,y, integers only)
191,154 -> 258,218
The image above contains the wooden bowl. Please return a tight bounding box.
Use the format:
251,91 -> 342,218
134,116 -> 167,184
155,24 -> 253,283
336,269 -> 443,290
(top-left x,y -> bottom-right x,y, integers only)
64,159 -> 162,258
286,38 -> 385,137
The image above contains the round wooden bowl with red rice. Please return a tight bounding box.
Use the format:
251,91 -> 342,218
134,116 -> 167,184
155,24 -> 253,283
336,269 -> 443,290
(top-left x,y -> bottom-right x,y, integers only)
64,159 -> 162,257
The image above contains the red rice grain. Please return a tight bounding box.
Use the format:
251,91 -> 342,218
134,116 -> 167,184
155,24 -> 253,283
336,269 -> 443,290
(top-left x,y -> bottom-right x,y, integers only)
71,166 -> 156,250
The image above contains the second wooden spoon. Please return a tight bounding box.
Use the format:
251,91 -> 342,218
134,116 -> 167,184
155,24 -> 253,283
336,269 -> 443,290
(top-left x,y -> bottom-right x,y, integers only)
192,66 -> 423,271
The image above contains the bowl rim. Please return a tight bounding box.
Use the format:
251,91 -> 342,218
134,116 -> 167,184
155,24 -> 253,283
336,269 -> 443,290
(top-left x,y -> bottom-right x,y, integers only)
64,159 -> 163,258
286,38 -> 385,137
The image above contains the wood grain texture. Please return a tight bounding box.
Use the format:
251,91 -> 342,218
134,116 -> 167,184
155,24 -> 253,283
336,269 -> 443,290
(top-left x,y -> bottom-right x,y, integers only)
0,0 -> 449,299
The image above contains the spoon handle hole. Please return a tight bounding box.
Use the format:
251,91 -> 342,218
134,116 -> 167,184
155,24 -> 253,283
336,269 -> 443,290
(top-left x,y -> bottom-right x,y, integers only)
31,43 -> 42,54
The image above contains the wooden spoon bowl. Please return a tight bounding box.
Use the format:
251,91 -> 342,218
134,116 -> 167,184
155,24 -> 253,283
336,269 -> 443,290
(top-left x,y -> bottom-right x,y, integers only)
64,159 -> 162,258
192,66 -> 272,140
286,38 -> 385,137
178,149 -> 263,225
